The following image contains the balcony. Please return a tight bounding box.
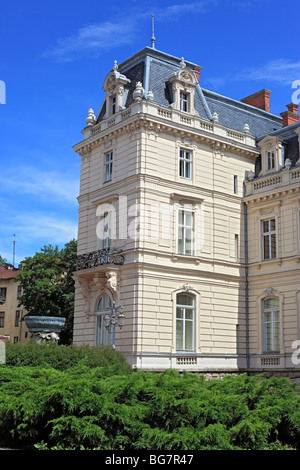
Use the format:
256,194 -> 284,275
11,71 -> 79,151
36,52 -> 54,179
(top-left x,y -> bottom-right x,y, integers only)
245,165 -> 300,197
74,248 -> 124,271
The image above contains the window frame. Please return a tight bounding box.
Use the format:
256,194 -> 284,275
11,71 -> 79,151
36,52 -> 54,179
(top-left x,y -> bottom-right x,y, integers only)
179,148 -> 192,179
266,150 -> 275,171
15,310 -> 20,327
104,151 -> 113,183
179,91 -> 189,112
101,211 -> 111,250
178,209 -> 194,256
262,218 -> 277,260
176,293 -> 195,352
262,297 -> 280,353
0,288 -> 7,303
0,311 -> 4,328
96,293 -> 113,346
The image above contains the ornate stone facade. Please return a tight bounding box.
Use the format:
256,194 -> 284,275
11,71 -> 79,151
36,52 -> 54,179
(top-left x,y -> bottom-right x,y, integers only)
72,45 -> 300,374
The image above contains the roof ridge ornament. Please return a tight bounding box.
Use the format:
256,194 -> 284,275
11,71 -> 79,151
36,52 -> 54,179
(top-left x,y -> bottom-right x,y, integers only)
180,57 -> 186,69
151,14 -> 156,49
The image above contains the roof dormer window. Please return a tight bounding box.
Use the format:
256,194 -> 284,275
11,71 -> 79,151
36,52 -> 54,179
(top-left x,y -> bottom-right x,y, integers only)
257,135 -> 284,176
266,151 -> 275,171
180,92 -> 189,112
112,96 -> 116,115
169,57 -> 199,116
102,60 -> 130,119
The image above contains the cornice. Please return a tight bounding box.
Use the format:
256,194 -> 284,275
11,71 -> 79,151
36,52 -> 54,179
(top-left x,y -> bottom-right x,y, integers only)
73,105 -> 259,160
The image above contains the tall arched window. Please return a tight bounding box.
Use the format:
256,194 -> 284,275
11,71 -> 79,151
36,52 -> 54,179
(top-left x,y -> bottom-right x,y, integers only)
96,294 -> 112,345
263,297 -> 280,352
176,293 -> 195,351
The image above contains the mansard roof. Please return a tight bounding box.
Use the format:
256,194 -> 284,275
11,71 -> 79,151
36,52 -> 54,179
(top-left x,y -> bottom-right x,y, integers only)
97,46 -> 283,138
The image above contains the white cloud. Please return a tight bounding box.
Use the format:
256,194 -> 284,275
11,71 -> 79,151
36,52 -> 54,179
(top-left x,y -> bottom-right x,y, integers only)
44,1 -> 219,62
0,166 -> 79,205
245,59 -> 300,85
207,58 -> 300,90
44,19 -> 136,62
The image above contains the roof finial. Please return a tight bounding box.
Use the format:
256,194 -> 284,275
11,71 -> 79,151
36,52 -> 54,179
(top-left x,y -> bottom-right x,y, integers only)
151,14 -> 156,49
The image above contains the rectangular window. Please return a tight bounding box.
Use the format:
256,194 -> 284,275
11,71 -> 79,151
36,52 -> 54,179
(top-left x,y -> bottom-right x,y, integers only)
102,212 -> 111,250
266,151 -> 275,170
233,175 -> 238,194
0,312 -> 4,328
180,92 -> 189,112
262,219 -> 276,260
234,234 -> 239,263
17,285 -> 22,299
263,298 -> 280,352
176,294 -> 194,351
179,149 -> 192,179
178,210 -> 194,255
112,96 -> 116,115
104,151 -> 113,182
15,310 -> 20,327
0,288 -> 6,303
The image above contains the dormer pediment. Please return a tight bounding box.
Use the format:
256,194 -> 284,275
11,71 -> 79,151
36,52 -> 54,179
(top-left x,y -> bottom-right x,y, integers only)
103,62 -> 131,95
170,66 -> 198,89
102,61 -> 131,118
168,58 -> 199,116
257,135 -> 284,175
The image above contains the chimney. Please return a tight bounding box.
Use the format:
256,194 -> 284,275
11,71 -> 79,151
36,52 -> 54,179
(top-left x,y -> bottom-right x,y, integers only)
280,103 -> 300,127
241,89 -> 271,113
193,66 -> 202,83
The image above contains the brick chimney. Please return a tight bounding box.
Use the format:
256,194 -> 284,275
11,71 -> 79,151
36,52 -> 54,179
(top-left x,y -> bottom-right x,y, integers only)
280,103 -> 300,127
193,66 -> 202,83
241,89 -> 271,113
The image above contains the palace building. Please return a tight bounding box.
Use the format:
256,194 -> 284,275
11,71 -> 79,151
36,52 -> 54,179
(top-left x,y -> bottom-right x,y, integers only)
72,41 -> 300,375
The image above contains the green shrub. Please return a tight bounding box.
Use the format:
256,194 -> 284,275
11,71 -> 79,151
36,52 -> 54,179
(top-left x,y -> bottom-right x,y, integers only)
0,365 -> 299,450
5,341 -> 132,376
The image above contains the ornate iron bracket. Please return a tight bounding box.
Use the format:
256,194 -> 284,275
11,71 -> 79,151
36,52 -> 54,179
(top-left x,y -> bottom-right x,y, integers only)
74,248 -> 124,271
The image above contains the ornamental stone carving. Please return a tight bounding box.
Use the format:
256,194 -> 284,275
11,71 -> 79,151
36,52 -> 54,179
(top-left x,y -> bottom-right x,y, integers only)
133,81 -> 145,101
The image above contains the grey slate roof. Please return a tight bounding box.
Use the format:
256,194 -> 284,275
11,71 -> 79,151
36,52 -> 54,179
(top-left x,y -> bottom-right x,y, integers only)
98,46 -> 283,139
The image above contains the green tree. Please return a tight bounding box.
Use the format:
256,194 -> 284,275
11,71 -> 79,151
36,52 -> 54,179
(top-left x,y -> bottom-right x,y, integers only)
15,240 -> 77,344
0,255 -> 7,266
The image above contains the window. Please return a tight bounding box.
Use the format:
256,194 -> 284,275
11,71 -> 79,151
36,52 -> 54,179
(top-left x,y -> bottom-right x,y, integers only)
104,151 -> 113,182
0,288 -> 6,303
178,210 -> 194,255
96,294 -> 112,346
179,149 -> 192,179
112,96 -> 116,115
234,234 -> 239,263
0,312 -> 4,328
262,219 -> 276,260
266,151 -> 275,170
180,92 -> 189,112
17,285 -> 22,299
176,293 -> 194,351
15,310 -> 20,327
233,175 -> 238,194
101,212 -> 111,250
263,297 -> 280,352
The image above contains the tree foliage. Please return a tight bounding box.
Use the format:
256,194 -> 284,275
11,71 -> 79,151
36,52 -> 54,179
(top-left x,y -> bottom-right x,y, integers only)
15,239 -> 77,344
0,255 -> 7,266
0,346 -> 299,451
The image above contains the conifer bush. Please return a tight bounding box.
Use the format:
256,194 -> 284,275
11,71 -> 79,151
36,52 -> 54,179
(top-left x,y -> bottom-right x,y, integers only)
0,357 -> 299,450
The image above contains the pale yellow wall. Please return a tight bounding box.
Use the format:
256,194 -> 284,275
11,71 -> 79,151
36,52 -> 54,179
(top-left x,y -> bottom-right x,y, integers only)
73,99 -> 259,370
0,278 -> 28,343
246,185 -> 300,368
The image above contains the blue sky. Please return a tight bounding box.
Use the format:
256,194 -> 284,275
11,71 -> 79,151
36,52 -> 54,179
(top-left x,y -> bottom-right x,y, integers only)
1,0 -> 299,265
